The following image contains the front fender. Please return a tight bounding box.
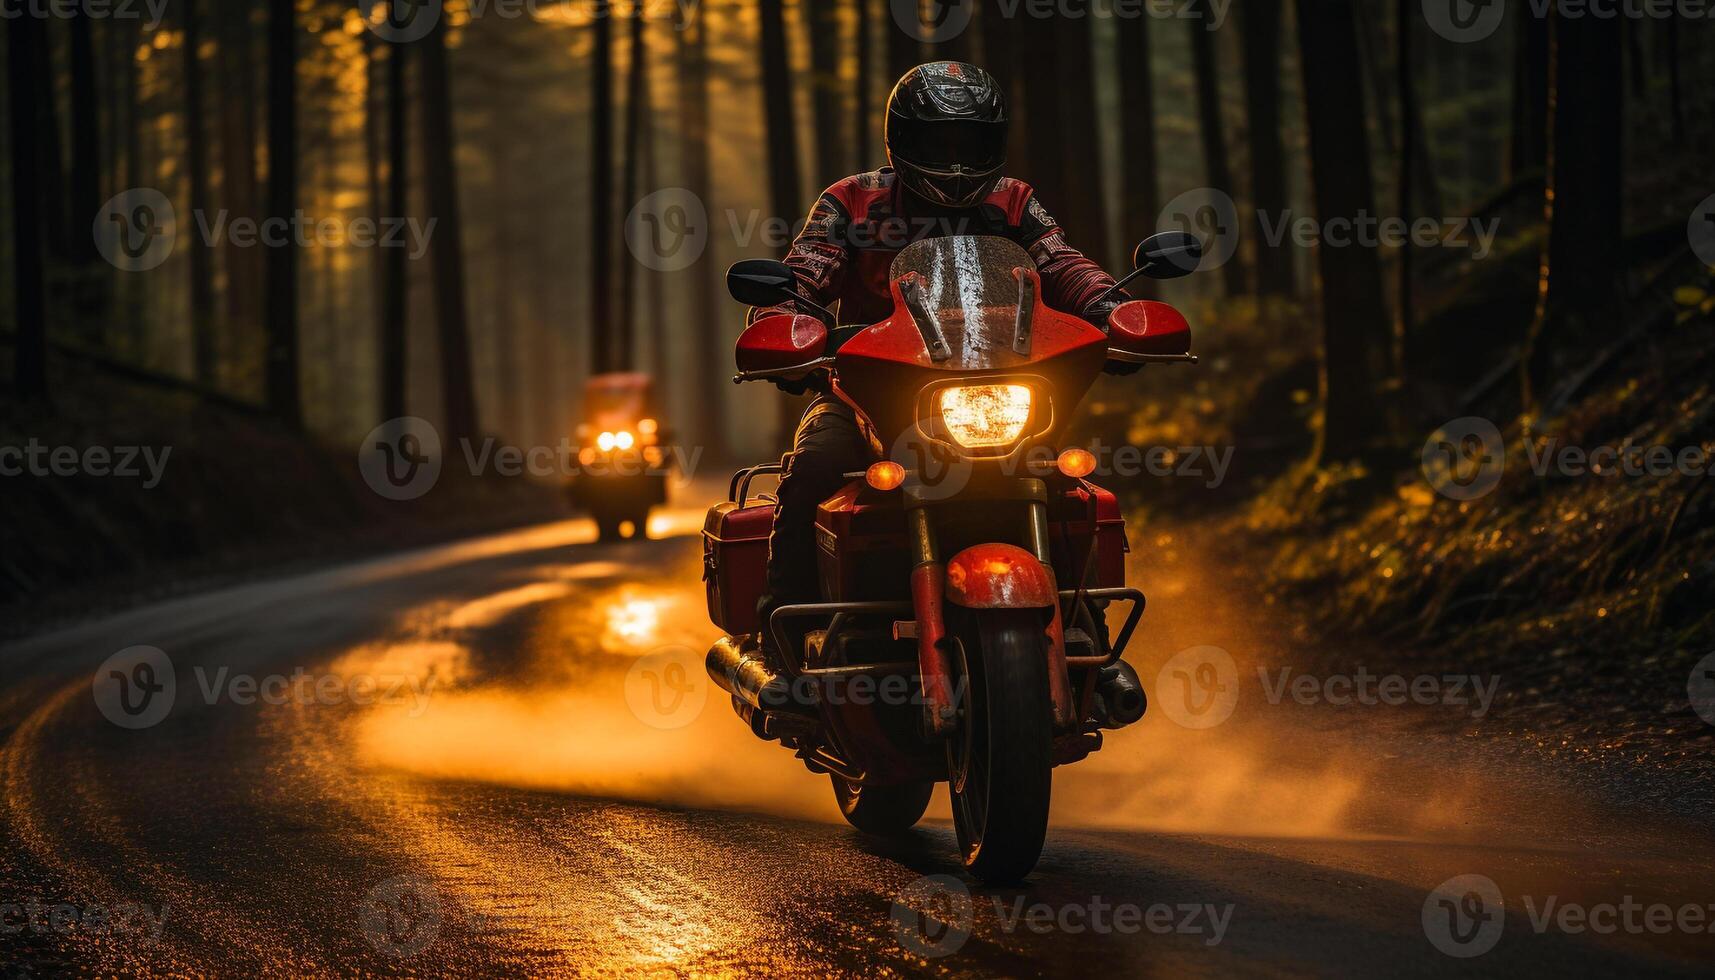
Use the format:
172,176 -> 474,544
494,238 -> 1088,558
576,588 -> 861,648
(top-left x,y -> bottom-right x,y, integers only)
945,544 -> 1057,609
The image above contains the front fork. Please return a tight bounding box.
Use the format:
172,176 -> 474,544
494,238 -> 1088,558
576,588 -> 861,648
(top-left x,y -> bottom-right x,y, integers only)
908,490 -> 1076,739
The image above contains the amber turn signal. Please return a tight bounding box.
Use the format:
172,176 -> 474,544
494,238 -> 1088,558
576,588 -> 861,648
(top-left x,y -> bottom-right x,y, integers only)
1057,448 -> 1098,479
866,461 -> 907,491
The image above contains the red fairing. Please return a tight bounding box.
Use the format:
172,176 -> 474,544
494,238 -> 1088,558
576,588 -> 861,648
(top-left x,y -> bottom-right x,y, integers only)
1108,300 -> 1192,357
734,313 -> 828,375
945,544 -> 1057,609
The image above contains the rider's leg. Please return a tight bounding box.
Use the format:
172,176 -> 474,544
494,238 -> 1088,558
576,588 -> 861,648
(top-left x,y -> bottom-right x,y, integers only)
757,394 -> 870,665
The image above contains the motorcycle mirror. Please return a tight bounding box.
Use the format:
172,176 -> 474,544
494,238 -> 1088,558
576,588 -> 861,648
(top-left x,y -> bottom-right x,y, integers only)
1133,231 -> 1203,280
726,259 -> 838,325
727,259 -> 799,307
1086,231 -> 1206,308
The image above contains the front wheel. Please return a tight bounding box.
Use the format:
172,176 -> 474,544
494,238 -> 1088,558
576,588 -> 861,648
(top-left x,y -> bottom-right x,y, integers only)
945,610 -> 1053,883
832,776 -> 934,835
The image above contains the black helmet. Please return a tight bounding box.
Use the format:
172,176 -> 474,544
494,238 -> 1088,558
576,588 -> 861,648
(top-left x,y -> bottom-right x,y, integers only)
885,62 -> 1009,209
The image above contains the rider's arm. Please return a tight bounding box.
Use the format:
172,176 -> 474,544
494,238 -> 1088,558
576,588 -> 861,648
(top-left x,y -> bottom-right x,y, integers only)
1017,193 -> 1127,329
746,188 -> 852,327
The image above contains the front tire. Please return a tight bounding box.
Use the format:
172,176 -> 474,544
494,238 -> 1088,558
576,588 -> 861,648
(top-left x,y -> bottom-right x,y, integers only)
832,776 -> 934,835
946,610 -> 1053,883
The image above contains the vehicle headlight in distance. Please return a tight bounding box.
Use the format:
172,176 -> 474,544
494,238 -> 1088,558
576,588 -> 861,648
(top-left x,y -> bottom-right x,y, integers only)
937,384 -> 1033,450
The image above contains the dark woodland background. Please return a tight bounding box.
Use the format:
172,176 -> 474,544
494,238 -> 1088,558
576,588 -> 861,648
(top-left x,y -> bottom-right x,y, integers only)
3,1 -> 1714,754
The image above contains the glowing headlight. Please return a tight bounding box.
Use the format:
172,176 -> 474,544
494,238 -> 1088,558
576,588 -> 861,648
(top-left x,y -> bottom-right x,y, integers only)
597,432 -> 617,452
615,430 -> 636,450
937,384 -> 1033,449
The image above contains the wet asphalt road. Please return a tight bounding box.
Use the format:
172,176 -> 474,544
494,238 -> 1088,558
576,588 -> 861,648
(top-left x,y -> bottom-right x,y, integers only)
2,507 -> 1712,978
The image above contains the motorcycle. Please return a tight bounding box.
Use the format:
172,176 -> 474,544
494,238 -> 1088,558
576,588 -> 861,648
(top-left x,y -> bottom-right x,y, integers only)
701,231 -> 1202,881
568,372 -> 671,542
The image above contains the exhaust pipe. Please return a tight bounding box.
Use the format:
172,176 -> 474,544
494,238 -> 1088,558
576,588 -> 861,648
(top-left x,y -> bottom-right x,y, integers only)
1093,659 -> 1147,729
706,636 -> 808,714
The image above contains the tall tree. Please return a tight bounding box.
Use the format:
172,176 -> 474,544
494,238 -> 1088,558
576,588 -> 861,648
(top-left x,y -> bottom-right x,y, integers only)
1189,14 -> 1243,296
419,13 -> 480,442
379,38 -> 408,422
31,21 -> 68,258
67,7 -> 103,267
1508,12 -> 1549,181
1396,0 -> 1418,391
1241,0 -> 1293,297
184,0 -> 217,385
617,5 -> 646,360
676,12 -> 724,452
1521,9 -> 1623,410
219,3 -> 262,352
803,0 -> 846,186
1115,7 -> 1160,269
1049,17 -> 1110,266
854,0 -> 873,165
1296,0 -> 1390,461
886,1 -> 921,86
589,11 -> 618,374
264,0 -> 302,427
759,0 -> 806,440
8,1 -> 49,399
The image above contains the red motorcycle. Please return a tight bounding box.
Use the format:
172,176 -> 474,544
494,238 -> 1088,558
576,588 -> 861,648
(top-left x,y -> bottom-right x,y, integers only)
702,232 -> 1201,881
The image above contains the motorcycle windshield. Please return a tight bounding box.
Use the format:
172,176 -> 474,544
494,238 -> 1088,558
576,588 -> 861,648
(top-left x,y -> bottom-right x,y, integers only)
888,236 -> 1036,371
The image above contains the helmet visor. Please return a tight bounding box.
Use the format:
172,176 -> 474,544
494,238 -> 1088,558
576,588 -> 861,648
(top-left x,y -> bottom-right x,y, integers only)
890,118 -> 1006,174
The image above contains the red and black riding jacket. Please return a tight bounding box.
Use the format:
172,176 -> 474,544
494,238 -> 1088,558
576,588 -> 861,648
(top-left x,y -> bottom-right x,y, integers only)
749,168 -> 1122,330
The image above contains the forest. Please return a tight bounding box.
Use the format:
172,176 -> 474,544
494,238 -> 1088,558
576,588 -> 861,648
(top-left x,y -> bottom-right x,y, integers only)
3,1 -> 1713,746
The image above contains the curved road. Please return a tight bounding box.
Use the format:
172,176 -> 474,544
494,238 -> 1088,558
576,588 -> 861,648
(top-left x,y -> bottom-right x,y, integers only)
2,506 -> 1711,977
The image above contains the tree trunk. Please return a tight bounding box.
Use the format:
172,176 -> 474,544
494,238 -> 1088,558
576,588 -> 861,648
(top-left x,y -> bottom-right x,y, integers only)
760,0 -> 807,443
589,11 -> 617,374
1509,12 -> 1549,180
184,0 -> 218,386
379,39 -> 408,422
1296,0 -> 1390,462
804,0 -> 845,186
32,26 -> 68,259
8,2 -> 49,399
886,2 -> 921,86
219,3 -> 262,359
677,12 -> 724,454
855,0 -> 873,166
617,6 -> 646,363
1521,11 -> 1624,411
1115,9 -> 1159,291
264,0 -> 302,428
1189,14 -> 1243,296
67,8 -> 102,265
1241,0 -> 1293,297
1396,0 -> 1417,394
419,14 -> 480,442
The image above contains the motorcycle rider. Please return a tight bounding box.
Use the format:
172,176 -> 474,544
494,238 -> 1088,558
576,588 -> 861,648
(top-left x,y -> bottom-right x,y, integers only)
750,62 -> 1129,662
